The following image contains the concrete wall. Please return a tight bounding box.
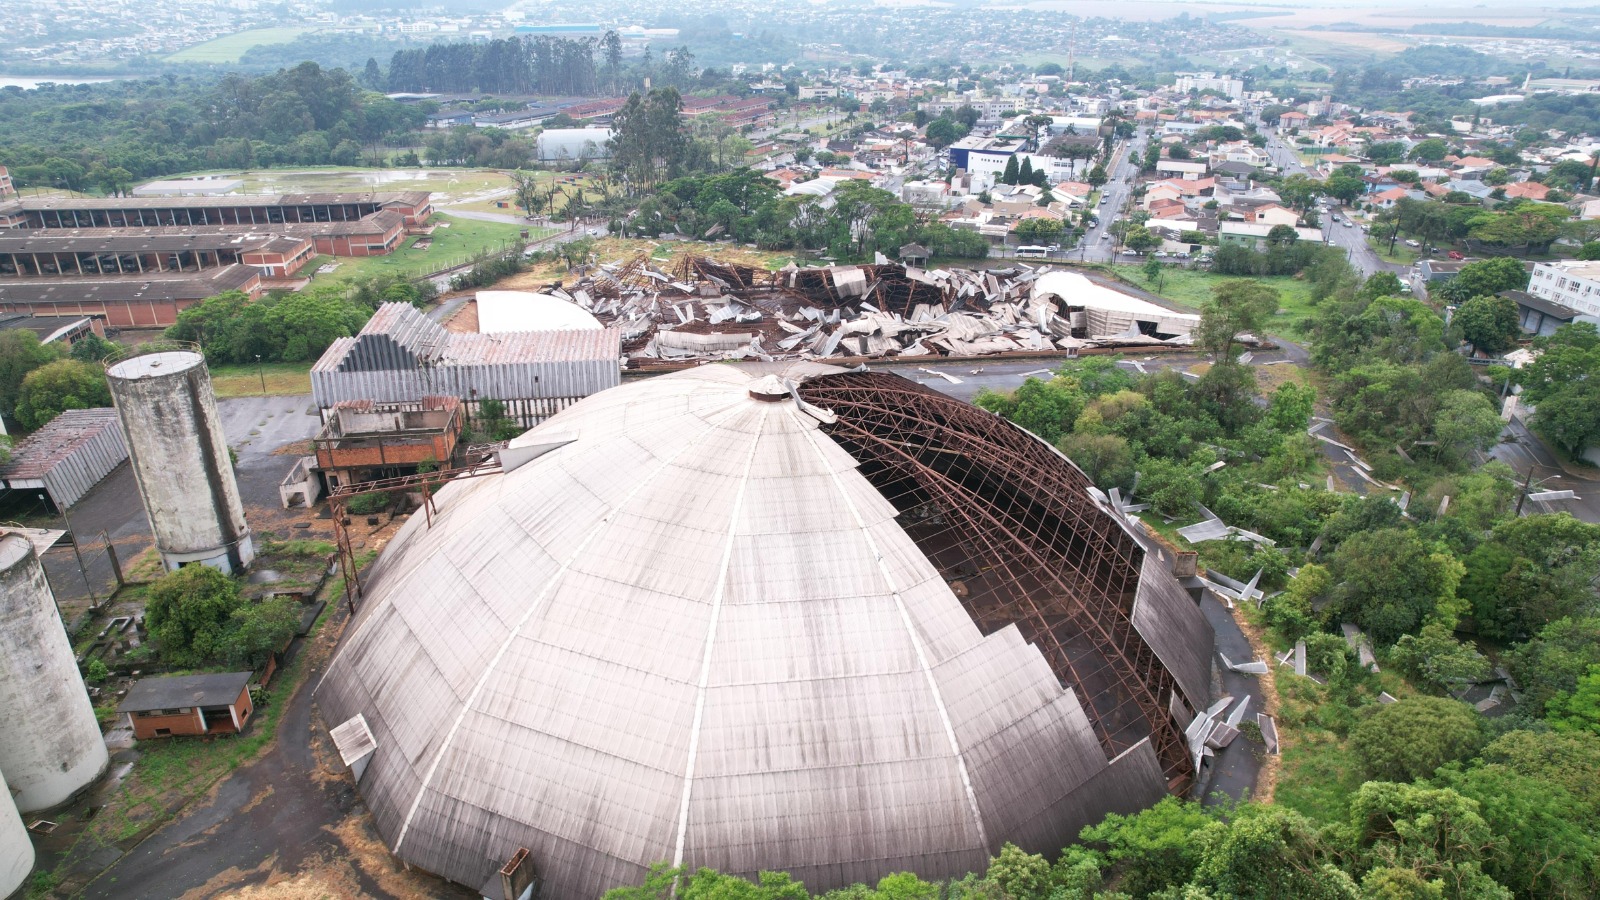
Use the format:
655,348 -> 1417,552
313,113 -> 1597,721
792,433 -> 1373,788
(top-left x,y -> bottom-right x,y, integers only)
0,534 -> 109,812
107,350 -> 254,574
0,763 -> 34,898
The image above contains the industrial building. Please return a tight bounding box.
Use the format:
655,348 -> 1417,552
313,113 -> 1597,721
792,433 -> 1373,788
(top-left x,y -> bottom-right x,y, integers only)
0,531 -> 109,812
0,191 -> 433,327
106,345 -> 254,574
0,264 -> 263,328
0,761 -> 32,897
317,362 -> 1214,898
310,302 -> 622,427
0,408 -> 128,510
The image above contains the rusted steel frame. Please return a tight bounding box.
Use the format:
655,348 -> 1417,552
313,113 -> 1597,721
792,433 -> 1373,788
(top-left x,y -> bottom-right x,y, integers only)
820,412 -> 1191,785
804,376 -> 1193,786
809,382 -> 1142,597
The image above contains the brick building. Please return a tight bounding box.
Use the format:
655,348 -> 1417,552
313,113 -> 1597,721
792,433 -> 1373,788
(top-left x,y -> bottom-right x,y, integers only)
118,672 -> 255,739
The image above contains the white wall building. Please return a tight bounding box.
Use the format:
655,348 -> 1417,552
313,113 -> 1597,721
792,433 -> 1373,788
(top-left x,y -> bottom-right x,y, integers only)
1174,72 -> 1244,101
1528,261 -> 1600,319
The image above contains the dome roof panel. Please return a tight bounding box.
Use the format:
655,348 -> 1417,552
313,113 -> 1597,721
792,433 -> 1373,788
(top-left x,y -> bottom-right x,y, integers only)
318,364 -> 1207,898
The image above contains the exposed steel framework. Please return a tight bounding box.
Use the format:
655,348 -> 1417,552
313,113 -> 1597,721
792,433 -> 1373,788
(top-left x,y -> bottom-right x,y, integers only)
328,445 -> 504,612
799,371 -> 1195,790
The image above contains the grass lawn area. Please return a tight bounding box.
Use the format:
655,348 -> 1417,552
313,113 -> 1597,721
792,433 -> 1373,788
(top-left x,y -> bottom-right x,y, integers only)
164,27 -> 313,63
1366,235 -> 1420,266
1107,264 -> 1318,338
210,361 -> 312,398
310,214 -> 548,287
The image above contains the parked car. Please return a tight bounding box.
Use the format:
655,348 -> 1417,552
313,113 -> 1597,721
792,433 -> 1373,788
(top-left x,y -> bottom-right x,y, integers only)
1405,239 -> 1420,248
1448,250 -> 1464,260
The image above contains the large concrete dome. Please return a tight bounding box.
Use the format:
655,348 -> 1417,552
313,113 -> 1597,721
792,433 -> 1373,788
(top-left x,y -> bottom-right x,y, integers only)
317,363 -> 1214,898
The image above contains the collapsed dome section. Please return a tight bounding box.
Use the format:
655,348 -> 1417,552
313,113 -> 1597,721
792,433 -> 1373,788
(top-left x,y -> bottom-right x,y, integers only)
316,364 -> 1212,899
797,371 -> 1213,789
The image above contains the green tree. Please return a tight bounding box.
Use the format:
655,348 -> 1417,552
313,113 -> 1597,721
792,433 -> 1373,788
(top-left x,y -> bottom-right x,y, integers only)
1138,457 -> 1205,518
1123,225 -> 1161,255
1055,433 -> 1133,489
1330,528 -> 1465,643
1453,295 -> 1520,355
1001,155 -> 1020,185
1545,665 -> 1600,735
14,359 -> 112,430
1086,164 -> 1107,188
1196,279 -> 1279,362
0,330 -> 60,418
923,118 -> 963,149
1266,382 -> 1316,433
1430,390 -> 1504,462
1350,698 -> 1486,782
1342,781 -> 1507,897
1436,756 -> 1600,897
1409,138 -> 1450,162
1189,805 -> 1358,900
144,565 -> 245,669
1447,257 -> 1531,301
1509,616 -> 1600,716
223,598 -> 300,669
1389,622 -> 1491,692
1078,797 -> 1214,896
985,843 -> 1049,900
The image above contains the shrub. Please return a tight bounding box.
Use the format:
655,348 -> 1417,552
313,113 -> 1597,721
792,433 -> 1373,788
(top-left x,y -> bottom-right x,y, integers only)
1351,697 -> 1486,782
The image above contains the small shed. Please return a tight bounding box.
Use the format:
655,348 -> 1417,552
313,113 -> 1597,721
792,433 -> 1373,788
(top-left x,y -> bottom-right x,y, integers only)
0,408 -> 128,509
118,672 -> 254,739
899,242 -> 931,267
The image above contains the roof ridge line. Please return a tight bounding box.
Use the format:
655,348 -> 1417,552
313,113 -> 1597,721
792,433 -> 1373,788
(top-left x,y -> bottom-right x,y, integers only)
388,390 -> 753,857
794,412 -> 991,851
669,403 -> 770,872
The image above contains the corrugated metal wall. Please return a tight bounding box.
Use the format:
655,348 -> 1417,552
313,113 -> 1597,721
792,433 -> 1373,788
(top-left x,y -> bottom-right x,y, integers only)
311,357 -> 620,412
42,418 -> 128,508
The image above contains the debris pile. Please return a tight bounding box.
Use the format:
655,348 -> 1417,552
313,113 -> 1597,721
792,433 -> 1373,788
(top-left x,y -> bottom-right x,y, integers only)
529,253 -> 1201,367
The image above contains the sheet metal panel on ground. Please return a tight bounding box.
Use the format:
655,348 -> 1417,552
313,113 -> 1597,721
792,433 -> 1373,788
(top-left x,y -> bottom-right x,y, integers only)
317,364 -> 1208,897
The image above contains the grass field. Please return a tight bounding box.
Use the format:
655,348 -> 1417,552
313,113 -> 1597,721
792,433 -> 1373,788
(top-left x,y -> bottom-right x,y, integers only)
1108,264 -> 1319,338
210,361 -> 313,398
311,214 -> 552,287
165,27 -> 314,64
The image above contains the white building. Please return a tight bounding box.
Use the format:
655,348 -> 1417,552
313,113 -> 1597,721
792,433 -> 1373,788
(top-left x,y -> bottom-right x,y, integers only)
535,128 -> 613,163
1174,72 -> 1244,101
1527,261 -> 1600,319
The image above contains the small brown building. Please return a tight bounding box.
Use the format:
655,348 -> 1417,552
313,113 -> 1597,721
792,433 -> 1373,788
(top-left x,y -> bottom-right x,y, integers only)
118,672 -> 254,739
314,396 -> 463,489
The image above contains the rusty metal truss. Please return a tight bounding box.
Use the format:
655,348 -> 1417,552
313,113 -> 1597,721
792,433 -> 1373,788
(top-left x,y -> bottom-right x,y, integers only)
328,447 -> 503,613
799,371 -> 1196,791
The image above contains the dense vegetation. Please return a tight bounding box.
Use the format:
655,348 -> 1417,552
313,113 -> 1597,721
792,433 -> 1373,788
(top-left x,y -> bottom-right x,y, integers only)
618,167 -> 988,260
0,64 -> 429,188
142,564 -> 300,670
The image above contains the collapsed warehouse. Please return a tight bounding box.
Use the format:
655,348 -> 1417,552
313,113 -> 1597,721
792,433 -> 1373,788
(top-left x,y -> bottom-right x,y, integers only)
534,255 -> 1203,365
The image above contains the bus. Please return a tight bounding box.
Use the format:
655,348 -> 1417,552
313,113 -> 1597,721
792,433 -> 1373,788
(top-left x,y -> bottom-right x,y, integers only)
1015,245 -> 1051,258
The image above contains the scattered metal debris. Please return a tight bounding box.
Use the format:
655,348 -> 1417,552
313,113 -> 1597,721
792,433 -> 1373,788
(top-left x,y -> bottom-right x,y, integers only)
541,254 -> 1213,367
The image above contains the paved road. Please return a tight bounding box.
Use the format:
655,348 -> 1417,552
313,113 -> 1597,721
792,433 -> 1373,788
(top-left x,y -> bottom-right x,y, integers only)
1074,132 -> 1144,265
1490,415 -> 1599,522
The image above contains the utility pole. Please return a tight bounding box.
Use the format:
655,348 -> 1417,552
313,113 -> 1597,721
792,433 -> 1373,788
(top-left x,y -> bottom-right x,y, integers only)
1515,465 -> 1535,516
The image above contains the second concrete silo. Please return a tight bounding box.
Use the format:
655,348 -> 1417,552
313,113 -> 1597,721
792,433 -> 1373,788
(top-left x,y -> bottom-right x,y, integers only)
106,345 -> 254,574
0,532 -> 108,812
0,763 -> 36,899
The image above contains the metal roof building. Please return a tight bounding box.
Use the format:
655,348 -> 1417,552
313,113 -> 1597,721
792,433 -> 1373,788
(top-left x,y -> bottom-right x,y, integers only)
317,363 -> 1213,898
310,303 -> 620,422
0,408 -> 128,509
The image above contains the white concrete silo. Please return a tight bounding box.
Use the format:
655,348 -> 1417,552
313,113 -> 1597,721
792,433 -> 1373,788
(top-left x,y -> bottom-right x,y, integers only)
106,346 -> 253,574
0,533 -> 109,812
0,763 -> 35,899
